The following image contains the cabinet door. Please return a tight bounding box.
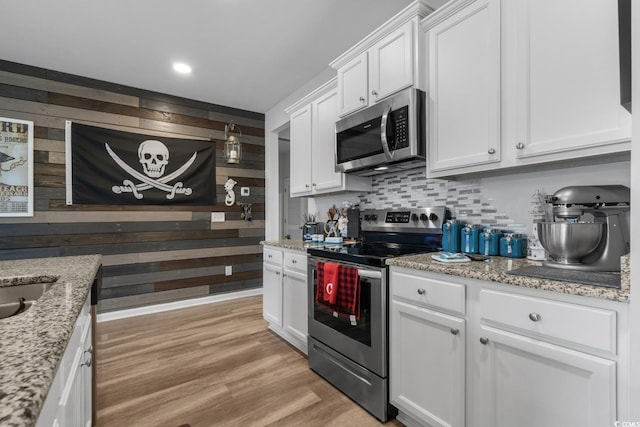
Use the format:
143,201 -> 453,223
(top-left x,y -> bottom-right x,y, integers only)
475,325 -> 616,427
311,88 -> 343,193
427,0 -> 501,173
337,51 -> 369,117
289,105 -> 313,196
263,262 -> 283,327
371,21 -> 414,102
59,346 -> 84,427
283,268 -> 308,345
81,316 -> 92,427
509,0 -> 631,159
390,299 -> 465,427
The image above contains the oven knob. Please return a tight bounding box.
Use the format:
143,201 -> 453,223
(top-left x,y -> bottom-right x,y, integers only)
420,213 -> 428,221
371,214 -> 377,221
429,213 -> 439,221
412,214 -> 419,221
364,215 -> 371,221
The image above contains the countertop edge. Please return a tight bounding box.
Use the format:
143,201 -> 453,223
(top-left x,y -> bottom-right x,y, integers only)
0,255 -> 102,427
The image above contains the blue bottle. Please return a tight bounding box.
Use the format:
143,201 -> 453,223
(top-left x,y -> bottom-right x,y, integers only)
442,220 -> 463,253
479,228 -> 503,256
461,224 -> 483,254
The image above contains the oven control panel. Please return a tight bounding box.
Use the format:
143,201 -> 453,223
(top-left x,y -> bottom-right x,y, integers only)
361,207 -> 447,233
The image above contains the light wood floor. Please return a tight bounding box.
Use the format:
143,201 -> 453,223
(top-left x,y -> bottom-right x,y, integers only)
96,295 -> 404,427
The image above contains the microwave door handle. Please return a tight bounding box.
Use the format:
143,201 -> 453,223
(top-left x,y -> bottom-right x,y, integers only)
380,104 -> 394,160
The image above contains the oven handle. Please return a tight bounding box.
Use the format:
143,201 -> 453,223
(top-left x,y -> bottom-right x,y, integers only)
357,269 -> 383,280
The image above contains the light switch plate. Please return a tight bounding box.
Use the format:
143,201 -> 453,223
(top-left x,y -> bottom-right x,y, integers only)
211,212 -> 225,222
225,265 -> 232,276
241,187 -> 250,196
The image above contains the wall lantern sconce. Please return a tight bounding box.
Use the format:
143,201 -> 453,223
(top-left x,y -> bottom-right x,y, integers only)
224,121 -> 242,164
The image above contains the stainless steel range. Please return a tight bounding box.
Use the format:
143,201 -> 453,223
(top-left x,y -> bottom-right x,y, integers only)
307,207 -> 446,422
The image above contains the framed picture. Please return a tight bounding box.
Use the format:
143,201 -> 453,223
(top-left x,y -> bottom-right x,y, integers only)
0,117 -> 34,217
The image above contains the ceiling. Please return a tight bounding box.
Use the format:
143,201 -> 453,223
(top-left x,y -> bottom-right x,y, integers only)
0,0 -> 432,114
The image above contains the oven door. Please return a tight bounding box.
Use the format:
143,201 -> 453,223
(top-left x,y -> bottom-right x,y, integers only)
307,255 -> 387,378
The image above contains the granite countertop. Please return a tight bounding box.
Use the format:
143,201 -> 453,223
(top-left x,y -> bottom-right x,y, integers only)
0,255 -> 102,427
387,253 -> 630,302
262,240 -> 629,302
261,239 -> 317,252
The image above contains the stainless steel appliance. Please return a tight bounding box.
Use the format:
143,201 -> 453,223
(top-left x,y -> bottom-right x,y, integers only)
537,185 -> 630,271
335,88 -> 426,176
307,207 -> 446,421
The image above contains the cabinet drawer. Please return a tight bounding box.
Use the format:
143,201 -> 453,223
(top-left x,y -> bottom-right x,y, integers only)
263,247 -> 283,265
479,289 -> 616,354
390,270 -> 465,315
284,251 -> 307,273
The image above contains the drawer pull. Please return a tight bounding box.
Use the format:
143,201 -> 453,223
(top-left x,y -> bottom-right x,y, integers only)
268,254 -> 272,258
359,96 -> 366,102
292,259 -> 297,264
417,288 -> 426,295
516,142 -> 525,150
450,328 -> 459,335
480,337 -> 489,345
488,147 -> 496,155
529,312 -> 542,322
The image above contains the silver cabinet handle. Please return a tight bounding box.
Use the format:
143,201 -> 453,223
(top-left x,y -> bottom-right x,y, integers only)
268,254 -> 272,258
516,142 -> 525,149
292,259 -> 297,264
81,346 -> 93,367
488,148 -> 496,155
480,337 -> 489,345
372,90 -> 378,96
312,183 -> 317,187
450,328 -> 459,335
529,312 -> 542,322
417,288 -> 426,295
275,271 -> 281,276
305,184 -> 310,188
359,96 -> 366,102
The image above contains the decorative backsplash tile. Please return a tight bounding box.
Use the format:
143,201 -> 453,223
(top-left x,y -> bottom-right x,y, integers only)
356,167 -> 528,233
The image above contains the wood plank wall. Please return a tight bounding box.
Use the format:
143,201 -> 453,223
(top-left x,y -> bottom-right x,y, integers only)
0,60 -> 265,313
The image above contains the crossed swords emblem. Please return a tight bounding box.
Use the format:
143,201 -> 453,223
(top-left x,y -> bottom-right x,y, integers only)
105,143 -> 196,200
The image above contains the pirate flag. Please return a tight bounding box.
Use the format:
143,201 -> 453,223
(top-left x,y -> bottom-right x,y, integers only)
68,123 -> 216,205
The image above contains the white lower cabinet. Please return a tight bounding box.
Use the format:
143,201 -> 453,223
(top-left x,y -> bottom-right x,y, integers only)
475,325 -> 615,427
390,269 -> 466,427
262,245 -> 308,353
37,294 -> 93,427
389,267 -> 628,427
390,299 -> 465,427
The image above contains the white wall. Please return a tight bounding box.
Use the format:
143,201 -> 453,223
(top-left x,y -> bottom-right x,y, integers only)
481,160 -> 631,226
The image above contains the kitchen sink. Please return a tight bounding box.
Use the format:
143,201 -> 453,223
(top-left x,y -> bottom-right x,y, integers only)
0,282 -> 55,319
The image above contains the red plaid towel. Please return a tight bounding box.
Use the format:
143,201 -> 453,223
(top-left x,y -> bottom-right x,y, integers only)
316,261 -> 361,320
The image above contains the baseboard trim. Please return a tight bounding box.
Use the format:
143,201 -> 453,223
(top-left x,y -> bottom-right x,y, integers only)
97,288 -> 263,323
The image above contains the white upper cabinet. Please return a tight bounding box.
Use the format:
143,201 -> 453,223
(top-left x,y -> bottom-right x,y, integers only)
506,0 -> 631,161
285,79 -> 371,198
336,51 -> 369,117
426,0 -> 501,172
423,0 -> 632,177
288,105 -> 313,196
331,2 -> 436,117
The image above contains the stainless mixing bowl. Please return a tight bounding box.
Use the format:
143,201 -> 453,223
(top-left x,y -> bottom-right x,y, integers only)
537,222 -> 604,264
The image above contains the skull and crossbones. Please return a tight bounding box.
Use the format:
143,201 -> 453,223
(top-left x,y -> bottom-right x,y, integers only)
138,140 -> 169,178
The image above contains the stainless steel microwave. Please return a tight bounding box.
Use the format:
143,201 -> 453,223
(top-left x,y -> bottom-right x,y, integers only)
335,87 -> 426,176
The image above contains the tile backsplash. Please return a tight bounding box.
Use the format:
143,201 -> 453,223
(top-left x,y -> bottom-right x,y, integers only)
355,167 -> 528,233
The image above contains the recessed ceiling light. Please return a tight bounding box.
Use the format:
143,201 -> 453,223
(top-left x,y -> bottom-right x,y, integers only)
173,62 -> 192,74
